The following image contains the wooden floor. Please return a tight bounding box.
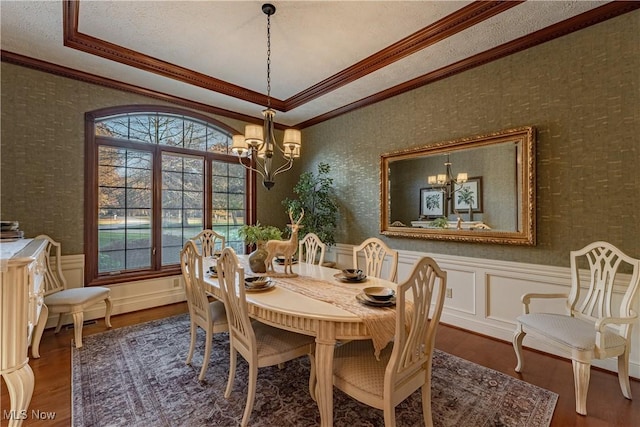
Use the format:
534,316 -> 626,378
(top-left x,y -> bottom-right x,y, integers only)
2,302 -> 638,426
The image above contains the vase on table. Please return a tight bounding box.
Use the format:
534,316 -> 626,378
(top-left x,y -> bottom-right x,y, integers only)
248,241 -> 268,273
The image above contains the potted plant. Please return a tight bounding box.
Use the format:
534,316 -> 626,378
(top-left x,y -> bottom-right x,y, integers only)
282,162 -> 339,247
429,217 -> 449,229
238,223 -> 283,273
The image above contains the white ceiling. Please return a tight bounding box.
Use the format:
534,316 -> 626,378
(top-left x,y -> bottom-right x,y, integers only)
0,1 -> 617,127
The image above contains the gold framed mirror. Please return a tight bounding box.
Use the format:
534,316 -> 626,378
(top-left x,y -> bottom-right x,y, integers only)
380,126 -> 536,245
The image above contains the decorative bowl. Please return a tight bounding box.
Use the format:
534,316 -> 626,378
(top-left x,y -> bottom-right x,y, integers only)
342,269 -> 364,279
245,276 -> 271,288
363,286 -> 395,301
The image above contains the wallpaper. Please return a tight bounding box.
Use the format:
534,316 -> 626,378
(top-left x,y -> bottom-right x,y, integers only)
1,11 -> 638,267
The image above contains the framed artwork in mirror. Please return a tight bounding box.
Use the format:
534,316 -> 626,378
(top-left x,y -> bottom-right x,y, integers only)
452,177 -> 483,213
420,188 -> 446,218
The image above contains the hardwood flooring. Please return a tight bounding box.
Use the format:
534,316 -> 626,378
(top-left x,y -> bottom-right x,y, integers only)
2,302 -> 638,426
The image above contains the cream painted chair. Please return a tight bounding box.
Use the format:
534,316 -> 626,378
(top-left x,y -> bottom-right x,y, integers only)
191,229 -> 225,257
31,234 -> 112,353
353,237 -> 398,282
180,240 -> 229,382
298,232 -> 326,266
513,241 -> 640,415
217,247 -> 316,427
332,256 -> 447,426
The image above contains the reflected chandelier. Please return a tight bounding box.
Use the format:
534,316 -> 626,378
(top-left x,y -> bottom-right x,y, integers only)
231,3 -> 301,190
427,153 -> 468,202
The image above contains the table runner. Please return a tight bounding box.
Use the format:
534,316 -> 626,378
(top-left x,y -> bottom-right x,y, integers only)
270,274 -> 398,358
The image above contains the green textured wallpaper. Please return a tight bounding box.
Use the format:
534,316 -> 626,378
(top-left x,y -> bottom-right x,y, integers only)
299,12 -> 639,266
0,66 -> 265,254
1,12 -> 638,268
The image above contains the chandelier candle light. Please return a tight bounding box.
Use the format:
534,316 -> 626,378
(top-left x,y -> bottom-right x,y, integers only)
231,3 -> 301,190
427,153 -> 468,202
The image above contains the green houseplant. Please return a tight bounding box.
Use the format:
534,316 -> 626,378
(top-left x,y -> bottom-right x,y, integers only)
238,223 -> 283,246
238,223 -> 283,273
282,162 -> 338,246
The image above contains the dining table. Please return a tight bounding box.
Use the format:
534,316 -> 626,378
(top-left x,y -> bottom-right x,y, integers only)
202,255 -> 400,427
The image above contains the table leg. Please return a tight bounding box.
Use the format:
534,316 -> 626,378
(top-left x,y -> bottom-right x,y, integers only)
31,304 -> 48,358
315,321 -> 336,427
1,363 -> 34,426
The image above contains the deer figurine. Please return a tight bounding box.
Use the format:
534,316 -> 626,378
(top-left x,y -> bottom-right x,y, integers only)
264,209 -> 304,276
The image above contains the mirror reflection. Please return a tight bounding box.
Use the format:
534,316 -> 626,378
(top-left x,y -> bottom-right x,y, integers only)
380,127 -> 536,245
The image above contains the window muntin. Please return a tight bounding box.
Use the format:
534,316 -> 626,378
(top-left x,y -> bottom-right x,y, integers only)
87,107 -> 252,285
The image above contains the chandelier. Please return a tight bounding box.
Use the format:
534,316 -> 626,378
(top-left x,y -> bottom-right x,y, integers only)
231,3 -> 301,190
427,153 -> 468,202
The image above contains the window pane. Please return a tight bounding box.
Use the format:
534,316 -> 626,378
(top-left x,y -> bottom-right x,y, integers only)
208,129 -> 230,154
129,114 -> 155,143
210,159 -> 246,250
161,153 -> 204,266
96,117 -> 129,139
158,116 -> 184,147
185,121 -> 207,151
97,147 -> 152,274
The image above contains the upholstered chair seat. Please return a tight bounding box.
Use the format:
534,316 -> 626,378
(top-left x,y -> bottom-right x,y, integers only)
513,241 -> 640,416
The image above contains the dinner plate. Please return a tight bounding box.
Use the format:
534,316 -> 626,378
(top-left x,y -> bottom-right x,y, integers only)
245,281 -> 275,293
333,272 -> 367,283
356,292 -> 396,307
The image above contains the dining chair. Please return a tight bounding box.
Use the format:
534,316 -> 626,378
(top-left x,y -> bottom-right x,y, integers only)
217,247 -> 316,427
332,256 -> 447,427
353,237 -> 399,282
180,240 -> 229,382
298,232 -> 326,266
31,234 -> 112,353
191,229 -> 225,257
513,241 -> 640,415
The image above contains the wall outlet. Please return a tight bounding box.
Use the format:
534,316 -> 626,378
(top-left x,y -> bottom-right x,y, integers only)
446,288 -> 453,298
173,278 -> 181,288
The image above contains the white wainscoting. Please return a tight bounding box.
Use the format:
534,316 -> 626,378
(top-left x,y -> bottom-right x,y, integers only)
330,243 -> 640,379
54,248 -> 639,379
46,255 -> 186,329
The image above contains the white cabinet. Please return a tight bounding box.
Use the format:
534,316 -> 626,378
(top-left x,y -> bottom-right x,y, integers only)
0,238 -> 47,426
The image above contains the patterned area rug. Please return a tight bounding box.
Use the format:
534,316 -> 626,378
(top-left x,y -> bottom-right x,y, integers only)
72,314 -> 557,427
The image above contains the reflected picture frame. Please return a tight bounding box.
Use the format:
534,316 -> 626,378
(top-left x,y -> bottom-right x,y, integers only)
452,176 -> 483,213
420,187 -> 446,218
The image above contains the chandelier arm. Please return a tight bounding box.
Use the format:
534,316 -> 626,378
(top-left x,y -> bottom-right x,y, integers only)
272,158 -> 294,176
237,154 -> 267,181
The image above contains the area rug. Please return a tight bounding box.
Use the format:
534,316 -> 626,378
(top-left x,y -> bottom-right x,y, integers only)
72,314 -> 557,427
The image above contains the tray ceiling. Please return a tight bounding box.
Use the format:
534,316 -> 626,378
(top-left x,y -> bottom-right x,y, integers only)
1,1 -> 636,128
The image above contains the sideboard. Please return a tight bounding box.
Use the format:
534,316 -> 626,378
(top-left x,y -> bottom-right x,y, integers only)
0,238 -> 47,426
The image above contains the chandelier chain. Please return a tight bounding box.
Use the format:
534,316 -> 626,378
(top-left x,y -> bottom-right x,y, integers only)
266,13 -> 271,107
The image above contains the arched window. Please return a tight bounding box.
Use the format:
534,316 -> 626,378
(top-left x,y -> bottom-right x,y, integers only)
85,106 -> 255,286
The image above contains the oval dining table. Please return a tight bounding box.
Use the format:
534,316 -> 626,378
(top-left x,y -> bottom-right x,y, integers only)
203,256 -> 400,427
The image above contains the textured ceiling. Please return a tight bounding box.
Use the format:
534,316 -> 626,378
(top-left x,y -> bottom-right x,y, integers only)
0,0 -> 628,127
